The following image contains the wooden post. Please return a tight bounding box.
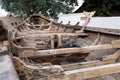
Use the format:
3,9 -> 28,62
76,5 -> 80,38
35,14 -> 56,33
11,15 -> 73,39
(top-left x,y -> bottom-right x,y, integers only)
50,35 -> 54,49
57,34 -> 62,46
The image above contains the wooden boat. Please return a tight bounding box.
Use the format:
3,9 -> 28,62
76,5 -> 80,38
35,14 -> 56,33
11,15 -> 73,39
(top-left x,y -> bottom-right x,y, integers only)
1,11 -> 120,80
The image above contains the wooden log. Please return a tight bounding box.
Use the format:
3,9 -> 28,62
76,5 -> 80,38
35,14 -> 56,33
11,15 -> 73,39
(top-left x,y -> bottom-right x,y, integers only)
0,54 -> 19,80
20,40 -> 120,58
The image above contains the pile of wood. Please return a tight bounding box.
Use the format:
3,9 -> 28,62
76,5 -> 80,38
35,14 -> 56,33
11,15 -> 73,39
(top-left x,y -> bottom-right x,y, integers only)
0,11 -> 120,80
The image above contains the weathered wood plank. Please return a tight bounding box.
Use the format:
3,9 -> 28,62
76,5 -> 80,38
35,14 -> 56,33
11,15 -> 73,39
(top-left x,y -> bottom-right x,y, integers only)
48,63 -> 120,80
64,63 -> 120,80
24,33 -> 88,37
20,40 -> 120,58
62,60 -> 116,71
25,30 -> 64,33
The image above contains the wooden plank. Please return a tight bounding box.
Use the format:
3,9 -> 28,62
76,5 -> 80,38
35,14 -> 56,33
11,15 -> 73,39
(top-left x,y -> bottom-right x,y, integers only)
48,63 -> 120,80
64,63 -> 120,80
20,40 -> 120,58
24,33 -> 88,37
26,30 -> 64,33
0,55 -> 19,80
62,60 -> 116,71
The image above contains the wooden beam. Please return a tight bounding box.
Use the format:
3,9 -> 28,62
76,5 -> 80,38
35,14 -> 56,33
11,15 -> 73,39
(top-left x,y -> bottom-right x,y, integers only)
20,40 -> 120,58
25,33 -> 88,37
62,60 -> 116,71
74,26 -> 120,36
48,63 -> 120,80
26,30 -> 64,33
